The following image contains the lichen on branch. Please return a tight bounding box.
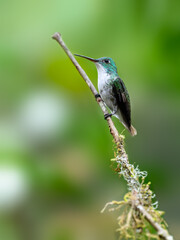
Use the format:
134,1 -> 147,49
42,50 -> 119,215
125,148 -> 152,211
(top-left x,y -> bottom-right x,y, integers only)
101,136 -> 168,239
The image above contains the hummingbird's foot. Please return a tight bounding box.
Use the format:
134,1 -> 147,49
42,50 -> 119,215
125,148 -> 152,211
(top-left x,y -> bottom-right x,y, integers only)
104,109 -> 117,119
95,93 -> 101,99
104,113 -> 112,120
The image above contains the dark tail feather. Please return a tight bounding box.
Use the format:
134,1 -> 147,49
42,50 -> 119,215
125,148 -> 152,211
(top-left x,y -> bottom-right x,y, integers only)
129,125 -> 137,136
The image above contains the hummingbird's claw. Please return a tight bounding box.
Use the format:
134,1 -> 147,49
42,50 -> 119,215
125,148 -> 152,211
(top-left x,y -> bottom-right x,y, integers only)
95,93 -> 101,99
104,113 -> 112,120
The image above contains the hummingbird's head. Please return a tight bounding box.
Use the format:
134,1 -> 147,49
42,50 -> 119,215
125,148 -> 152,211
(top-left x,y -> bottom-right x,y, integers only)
96,57 -> 117,74
74,54 -> 118,74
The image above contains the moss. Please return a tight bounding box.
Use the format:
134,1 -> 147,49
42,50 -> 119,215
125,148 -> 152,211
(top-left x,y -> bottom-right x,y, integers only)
101,135 -> 170,240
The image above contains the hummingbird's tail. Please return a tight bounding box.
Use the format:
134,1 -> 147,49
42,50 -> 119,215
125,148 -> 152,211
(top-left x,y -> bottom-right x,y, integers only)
129,125 -> 137,136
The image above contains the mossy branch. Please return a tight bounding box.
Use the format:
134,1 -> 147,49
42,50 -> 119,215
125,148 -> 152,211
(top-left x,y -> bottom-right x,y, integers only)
52,32 -> 173,240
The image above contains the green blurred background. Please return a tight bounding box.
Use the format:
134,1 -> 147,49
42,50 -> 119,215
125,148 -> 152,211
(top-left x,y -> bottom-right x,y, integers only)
1,0 -> 180,239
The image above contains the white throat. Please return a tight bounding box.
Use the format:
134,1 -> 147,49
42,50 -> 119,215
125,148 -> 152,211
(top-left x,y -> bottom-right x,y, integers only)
96,63 -> 110,91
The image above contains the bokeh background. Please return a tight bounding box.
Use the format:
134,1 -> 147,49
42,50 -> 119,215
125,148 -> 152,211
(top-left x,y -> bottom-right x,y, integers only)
1,0 -> 180,239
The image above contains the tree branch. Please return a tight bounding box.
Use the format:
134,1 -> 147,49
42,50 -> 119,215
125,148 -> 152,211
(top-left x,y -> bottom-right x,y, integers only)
52,32 -> 174,240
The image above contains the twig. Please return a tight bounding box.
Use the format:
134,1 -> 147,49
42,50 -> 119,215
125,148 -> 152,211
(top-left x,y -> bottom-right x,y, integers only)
52,32 -> 174,240
136,205 -> 173,240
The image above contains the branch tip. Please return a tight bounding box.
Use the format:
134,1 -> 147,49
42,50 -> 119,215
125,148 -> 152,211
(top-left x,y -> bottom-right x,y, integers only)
52,32 -> 61,41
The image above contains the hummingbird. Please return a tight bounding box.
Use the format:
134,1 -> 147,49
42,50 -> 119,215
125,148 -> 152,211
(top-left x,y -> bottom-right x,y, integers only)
74,54 -> 137,136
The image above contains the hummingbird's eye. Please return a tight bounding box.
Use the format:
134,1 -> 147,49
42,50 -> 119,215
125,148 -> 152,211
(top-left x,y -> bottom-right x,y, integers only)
104,59 -> 110,64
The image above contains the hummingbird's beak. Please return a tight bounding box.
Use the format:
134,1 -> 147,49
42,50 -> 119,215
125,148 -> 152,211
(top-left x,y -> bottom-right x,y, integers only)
74,54 -> 99,62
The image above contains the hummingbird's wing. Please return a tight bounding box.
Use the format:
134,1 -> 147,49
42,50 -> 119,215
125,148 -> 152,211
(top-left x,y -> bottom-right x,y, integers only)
112,78 -> 131,128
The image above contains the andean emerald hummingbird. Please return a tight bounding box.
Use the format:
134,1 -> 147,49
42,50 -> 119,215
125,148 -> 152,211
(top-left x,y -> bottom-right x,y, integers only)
74,54 -> 137,136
